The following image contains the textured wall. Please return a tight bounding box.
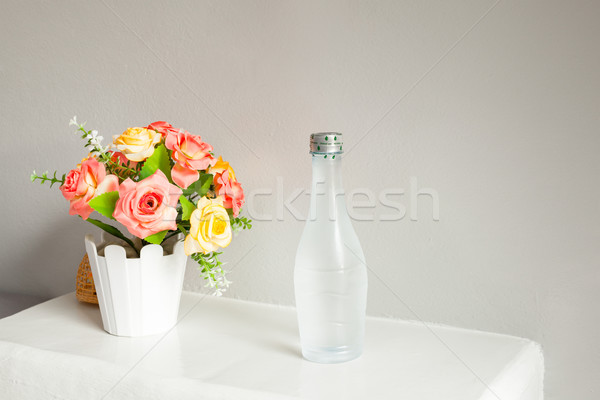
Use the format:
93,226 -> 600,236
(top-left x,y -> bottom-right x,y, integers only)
1,1 -> 599,398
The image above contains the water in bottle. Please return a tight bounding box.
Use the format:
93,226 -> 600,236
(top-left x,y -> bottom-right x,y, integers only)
294,132 -> 368,363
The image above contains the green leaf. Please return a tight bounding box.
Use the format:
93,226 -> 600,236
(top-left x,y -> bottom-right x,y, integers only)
144,230 -> 168,245
139,144 -> 172,181
88,191 -> 119,219
182,173 -> 213,197
179,195 -> 196,221
195,173 -> 213,197
85,217 -> 138,254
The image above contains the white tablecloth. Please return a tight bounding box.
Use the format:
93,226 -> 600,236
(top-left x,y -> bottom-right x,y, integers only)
0,292 -> 544,399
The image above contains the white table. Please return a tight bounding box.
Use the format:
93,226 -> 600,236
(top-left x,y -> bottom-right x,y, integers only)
0,292 -> 543,399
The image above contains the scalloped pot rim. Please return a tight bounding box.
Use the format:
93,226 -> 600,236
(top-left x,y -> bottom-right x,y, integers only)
84,234 -> 185,260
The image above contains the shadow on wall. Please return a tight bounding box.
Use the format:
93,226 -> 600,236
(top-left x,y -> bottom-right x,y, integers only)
2,214 -> 96,310
0,292 -> 46,319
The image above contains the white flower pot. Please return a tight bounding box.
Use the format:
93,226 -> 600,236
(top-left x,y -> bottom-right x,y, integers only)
84,233 -> 187,337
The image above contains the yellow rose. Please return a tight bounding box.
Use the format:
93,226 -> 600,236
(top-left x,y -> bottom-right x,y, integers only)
113,127 -> 161,162
184,196 -> 232,255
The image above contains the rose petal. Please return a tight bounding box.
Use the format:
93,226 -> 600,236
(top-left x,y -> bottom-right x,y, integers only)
171,164 -> 200,189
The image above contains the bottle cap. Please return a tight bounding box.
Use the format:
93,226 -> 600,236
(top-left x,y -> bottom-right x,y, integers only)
310,132 -> 343,154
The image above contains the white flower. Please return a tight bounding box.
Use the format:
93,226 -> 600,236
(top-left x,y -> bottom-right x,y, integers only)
69,116 -> 78,126
87,130 -> 104,146
90,144 -> 109,155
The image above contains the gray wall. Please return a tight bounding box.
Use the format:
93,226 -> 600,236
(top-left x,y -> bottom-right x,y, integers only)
2,1 -> 599,398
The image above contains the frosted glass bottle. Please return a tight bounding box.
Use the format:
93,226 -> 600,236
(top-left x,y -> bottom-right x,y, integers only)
294,132 -> 368,363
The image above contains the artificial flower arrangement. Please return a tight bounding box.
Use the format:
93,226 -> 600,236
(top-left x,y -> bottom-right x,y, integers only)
31,117 -> 252,294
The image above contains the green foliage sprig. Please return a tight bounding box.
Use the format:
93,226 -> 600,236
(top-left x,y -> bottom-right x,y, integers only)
30,170 -> 65,187
108,159 -> 140,180
190,251 -> 230,295
231,216 -> 252,232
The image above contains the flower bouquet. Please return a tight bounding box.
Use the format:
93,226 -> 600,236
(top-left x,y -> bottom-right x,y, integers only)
32,117 -> 252,295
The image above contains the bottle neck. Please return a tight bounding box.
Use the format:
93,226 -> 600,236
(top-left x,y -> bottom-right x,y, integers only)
309,154 -> 345,221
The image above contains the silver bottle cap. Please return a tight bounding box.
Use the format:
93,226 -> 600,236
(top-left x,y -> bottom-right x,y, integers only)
310,132 -> 343,154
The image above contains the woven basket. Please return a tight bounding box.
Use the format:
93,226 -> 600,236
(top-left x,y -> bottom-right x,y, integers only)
76,254 -> 99,304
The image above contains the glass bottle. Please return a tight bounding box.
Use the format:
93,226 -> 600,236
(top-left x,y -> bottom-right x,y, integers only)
294,132 -> 368,363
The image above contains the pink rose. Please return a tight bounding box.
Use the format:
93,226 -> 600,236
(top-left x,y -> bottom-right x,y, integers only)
165,130 -> 216,189
113,170 -> 182,239
60,158 -> 119,220
146,121 -> 179,138
210,156 -> 245,217
214,170 -> 245,217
